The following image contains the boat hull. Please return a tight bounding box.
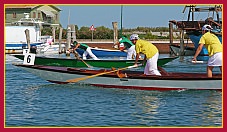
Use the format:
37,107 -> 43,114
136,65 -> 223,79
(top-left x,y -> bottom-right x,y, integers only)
14,64 -> 222,91
12,54 -> 177,68
169,45 -> 195,56
169,45 -> 209,61
5,42 -> 43,54
76,48 -> 127,57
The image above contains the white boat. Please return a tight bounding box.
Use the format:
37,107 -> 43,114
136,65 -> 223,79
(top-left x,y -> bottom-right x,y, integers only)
36,36 -> 66,54
36,44 -> 66,54
13,64 -> 222,91
5,26 -> 43,54
5,13 -> 43,54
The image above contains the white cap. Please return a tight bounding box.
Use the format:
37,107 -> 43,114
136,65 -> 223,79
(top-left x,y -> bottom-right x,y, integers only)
130,34 -> 139,40
202,24 -> 213,31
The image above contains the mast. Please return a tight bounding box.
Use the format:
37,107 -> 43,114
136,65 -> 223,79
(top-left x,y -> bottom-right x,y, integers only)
120,5 -> 123,37
68,9 -> 70,25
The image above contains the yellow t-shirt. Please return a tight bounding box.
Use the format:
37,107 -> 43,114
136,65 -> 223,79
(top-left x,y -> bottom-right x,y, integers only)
199,32 -> 222,56
135,39 -> 159,59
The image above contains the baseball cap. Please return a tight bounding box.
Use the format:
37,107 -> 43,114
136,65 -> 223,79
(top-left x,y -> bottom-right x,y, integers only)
73,41 -> 78,44
130,34 -> 139,40
202,24 -> 213,31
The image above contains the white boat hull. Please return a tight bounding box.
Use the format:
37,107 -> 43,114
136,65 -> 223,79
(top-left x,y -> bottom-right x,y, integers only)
16,65 -> 222,91
36,44 -> 66,54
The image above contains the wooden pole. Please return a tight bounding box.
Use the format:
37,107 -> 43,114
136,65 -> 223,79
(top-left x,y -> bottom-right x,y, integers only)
112,22 -> 118,44
71,25 -> 76,42
58,27 -> 63,54
91,30 -> 93,41
180,29 -> 185,55
24,29 -> 30,52
52,27 -> 55,43
169,22 -> 174,56
179,29 -> 185,61
67,25 -> 71,50
169,23 -> 173,45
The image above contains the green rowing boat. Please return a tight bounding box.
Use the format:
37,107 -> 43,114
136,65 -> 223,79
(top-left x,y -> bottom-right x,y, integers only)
12,54 -> 177,68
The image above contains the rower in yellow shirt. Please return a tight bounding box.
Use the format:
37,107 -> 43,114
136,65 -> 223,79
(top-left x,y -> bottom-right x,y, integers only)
193,24 -> 222,77
130,34 -> 161,76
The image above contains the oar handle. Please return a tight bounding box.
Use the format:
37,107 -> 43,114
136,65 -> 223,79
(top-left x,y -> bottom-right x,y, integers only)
67,68 -> 118,83
127,63 -> 142,69
73,52 -> 92,68
66,64 -> 141,83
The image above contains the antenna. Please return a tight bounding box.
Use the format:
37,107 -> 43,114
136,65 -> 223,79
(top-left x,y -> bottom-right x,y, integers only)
68,9 -> 70,25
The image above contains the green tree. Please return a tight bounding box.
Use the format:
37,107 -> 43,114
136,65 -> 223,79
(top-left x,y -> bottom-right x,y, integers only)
78,26 -> 90,39
94,26 -> 113,39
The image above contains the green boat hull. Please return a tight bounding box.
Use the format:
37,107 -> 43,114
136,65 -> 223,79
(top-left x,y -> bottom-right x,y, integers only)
12,54 -> 177,68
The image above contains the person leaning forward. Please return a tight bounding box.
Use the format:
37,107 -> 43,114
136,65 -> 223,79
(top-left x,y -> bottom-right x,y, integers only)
130,34 -> 161,76
72,41 -> 99,60
192,24 -> 222,77
113,35 -> 136,60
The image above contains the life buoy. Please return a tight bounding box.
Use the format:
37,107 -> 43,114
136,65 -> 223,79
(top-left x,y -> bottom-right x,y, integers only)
119,43 -> 124,50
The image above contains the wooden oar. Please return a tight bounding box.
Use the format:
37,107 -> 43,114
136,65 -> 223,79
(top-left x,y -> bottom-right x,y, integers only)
66,64 -> 141,83
73,52 -> 93,68
112,63 -> 143,78
111,67 -> 126,78
158,66 -> 169,76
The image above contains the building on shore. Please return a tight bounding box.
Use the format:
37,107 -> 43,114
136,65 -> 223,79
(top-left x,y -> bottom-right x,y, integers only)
5,5 -> 61,29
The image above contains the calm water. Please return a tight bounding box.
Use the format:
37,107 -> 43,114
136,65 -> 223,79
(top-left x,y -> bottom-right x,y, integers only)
5,54 -> 222,127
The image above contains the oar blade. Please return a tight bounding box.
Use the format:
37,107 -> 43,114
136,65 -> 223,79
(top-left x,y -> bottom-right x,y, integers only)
67,78 -> 83,83
66,64 -> 141,83
111,67 -> 126,78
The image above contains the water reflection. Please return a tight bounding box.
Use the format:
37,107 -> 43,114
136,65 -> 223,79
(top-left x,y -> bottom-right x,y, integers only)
129,90 -> 222,127
129,91 -> 163,126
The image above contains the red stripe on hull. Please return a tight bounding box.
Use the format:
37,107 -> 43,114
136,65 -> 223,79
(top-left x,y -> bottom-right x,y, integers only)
91,84 -> 221,91
46,80 -> 221,91
92,84 -> 185,91
47,80 -> 70,84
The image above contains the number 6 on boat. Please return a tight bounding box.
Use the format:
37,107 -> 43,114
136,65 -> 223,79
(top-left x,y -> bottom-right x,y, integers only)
23,53 -> 35,65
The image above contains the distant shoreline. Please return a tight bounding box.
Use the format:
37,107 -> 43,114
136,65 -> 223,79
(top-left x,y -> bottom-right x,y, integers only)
54,39 -> 194,54
55,39 -> 193,44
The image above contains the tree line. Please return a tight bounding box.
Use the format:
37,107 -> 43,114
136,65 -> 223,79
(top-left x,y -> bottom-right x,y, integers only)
41,25 -> 181,40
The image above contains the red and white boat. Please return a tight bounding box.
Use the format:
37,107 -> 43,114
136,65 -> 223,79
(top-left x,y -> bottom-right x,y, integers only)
14,64 -> 222,91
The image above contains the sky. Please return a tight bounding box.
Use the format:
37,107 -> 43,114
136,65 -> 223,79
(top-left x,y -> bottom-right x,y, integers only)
57,5 -> 219,29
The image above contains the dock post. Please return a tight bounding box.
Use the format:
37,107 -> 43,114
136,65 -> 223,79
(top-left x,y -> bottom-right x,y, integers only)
112,22 -> 118,44
179,29 -> 185,61
169,22 -> 174,56
71,25 -> 76,42
67,25 -> 72,51
52,27 -> 55,43
58,27 -> 63,54
67,24 -> 76,48
24,29 -> 30,52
